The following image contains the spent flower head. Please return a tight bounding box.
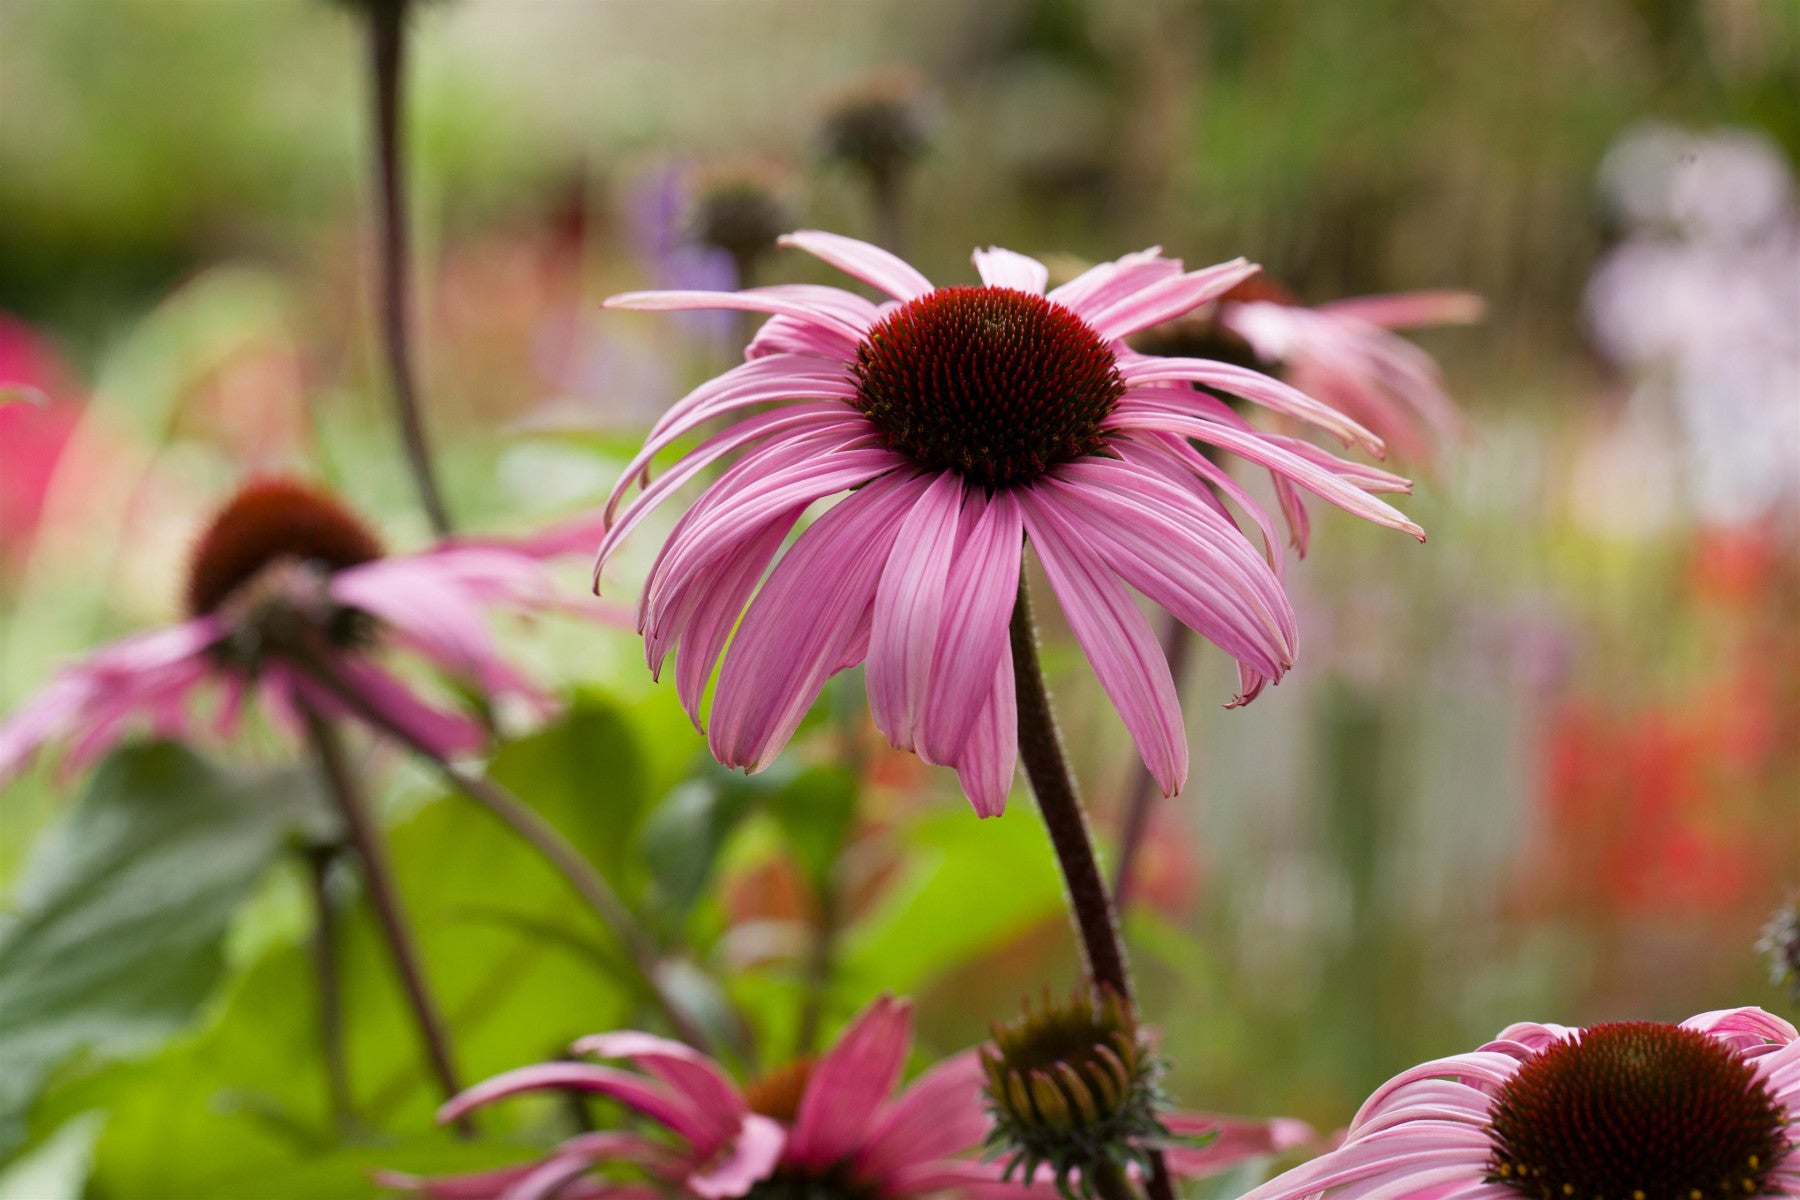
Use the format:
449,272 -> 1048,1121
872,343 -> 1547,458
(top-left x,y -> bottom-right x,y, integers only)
1760,893 -> 1800,1002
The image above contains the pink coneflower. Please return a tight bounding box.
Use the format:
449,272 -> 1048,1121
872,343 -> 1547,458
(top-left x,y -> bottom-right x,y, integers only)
1236,1007 -> 1800,1200
0,477 -> 602,784
381,995 -> 1311,1200
596,231 -> 1422,816
1218,287 -> 1483,467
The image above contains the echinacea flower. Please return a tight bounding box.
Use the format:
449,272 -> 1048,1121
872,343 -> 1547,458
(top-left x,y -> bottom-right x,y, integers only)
1236,1007 -> 1800,1200
596,231 -> 1423,816
379,995 -> 1311,1200
1217,287 -> 1483,467
0,477 -> 607,785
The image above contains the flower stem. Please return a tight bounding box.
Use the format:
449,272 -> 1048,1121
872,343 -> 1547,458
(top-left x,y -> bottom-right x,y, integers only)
302,842 -> 357,1136
291,652 -> 721,1055
1008,574 -> 1174,1200
365,0 -> 452,537
1111,613 -> 1192,905
300,708 -> 471,1134
1090,1158 -> 1145,1200
1009,575 -> 1131,998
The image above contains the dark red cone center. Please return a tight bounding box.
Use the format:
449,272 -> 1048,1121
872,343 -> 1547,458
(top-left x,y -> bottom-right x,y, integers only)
1485,1021 -> 1788,1200
852,286 -> 1124,487
186,479 -> 384,618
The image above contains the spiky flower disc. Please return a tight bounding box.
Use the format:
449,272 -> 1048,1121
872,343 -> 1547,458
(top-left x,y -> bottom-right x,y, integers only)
186,479 -> 384,618
1485,1021 -> 1787,1200
981,986 -> 1166,1197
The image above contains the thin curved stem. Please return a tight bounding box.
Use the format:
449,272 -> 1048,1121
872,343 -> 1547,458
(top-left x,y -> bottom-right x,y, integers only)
1008,574 -> 1174,1200
1111,613 -> 1193,905
366,0 -> 452,537
302,842 -> 357,1136
291,650 -> 717,1054
301,709 -> 471,1134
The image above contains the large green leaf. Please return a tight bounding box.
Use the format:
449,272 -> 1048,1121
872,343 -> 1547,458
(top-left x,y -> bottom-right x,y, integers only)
0,741 -> 329,1154
25,705 -> 657,1197
836,806 -> 1067,996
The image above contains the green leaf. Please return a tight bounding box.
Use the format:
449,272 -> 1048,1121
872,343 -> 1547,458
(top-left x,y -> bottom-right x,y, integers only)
837,806 -> 1067,996
487,693 -> 647,883
25,717 -> 649,1197
0,742 -> 329,1154
762,765 -> 858,892
637,774 -> 757,922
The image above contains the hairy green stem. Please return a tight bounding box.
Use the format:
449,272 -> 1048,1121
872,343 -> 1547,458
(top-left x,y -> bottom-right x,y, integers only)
302,843 -> 357,1136
1008,575 -> 1174,1200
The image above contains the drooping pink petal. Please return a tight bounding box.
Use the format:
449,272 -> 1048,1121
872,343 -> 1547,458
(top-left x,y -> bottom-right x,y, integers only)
953,638 -> 1017,818
972,247 -> 1049,294
852,1050 -> 992,1189
1038,463 -> 1295,681
289,658 -> 488,760
1117,352 -> 1385,455
708,471 -> 928,773
778,230 -> 934,302
1107,400 -> 1425,540
670,512 -> 802,725
746,313 -> 862,362
438,1062 -> 706,1143
915,487 -> 1022,767
572,1031 -> 748,1137
866,472 -> 964,753
1083,259 -> 1260,342
1017,488 -> 1187,795
787,995 -> 914,1172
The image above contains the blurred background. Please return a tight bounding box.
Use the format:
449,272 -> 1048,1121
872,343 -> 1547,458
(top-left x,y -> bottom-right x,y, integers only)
1,1 -> 1797,1196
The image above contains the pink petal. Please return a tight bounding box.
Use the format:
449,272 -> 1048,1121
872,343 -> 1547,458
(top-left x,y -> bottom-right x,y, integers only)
689,1115 -> 786,1199
778,230 -> 934,301
1317,290 -> 1486,330
852,1050 -> 991,1188
953,638 -> 1017,818
1164,1110 -> 1316,1173
670,512 -> 802,725
1118,352 -> 1384,455
866,472 -> 964,753
572,1031 -> 747,1141
1016,488 -> 1187,796
292,659 -> 487,759
972,247 -> 1049,294
1048,247 -> 1183,316
708,471 -> 927,773
915,488 -> 1022,767
747,312 -> 864,362
603,286 -> 869,341
1083,259 -> 1259,341
1107,402 -> 1425,540
438,1063 -> 706,1144
787,996 -> 914,1172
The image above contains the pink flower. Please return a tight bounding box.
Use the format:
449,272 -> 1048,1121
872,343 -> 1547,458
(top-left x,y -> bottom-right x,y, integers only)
1236,1007 -> 1800,1200
596,231 -> 1423,816
379,996 -> 1311,1200
0,478 -> 613,784
1220,290 -> 1483,466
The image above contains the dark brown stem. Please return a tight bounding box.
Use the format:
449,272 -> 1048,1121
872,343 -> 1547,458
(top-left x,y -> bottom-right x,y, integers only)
367,0 -> 452,537
303,843 -> 357,1136
301,709 -> 471,1134
1090,1158 -> 1145,1200
291,650 -> 718,1054
1008,575 -> 1173,1200
1111,612 -> 1193,906
1009,576 -> 1130,998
